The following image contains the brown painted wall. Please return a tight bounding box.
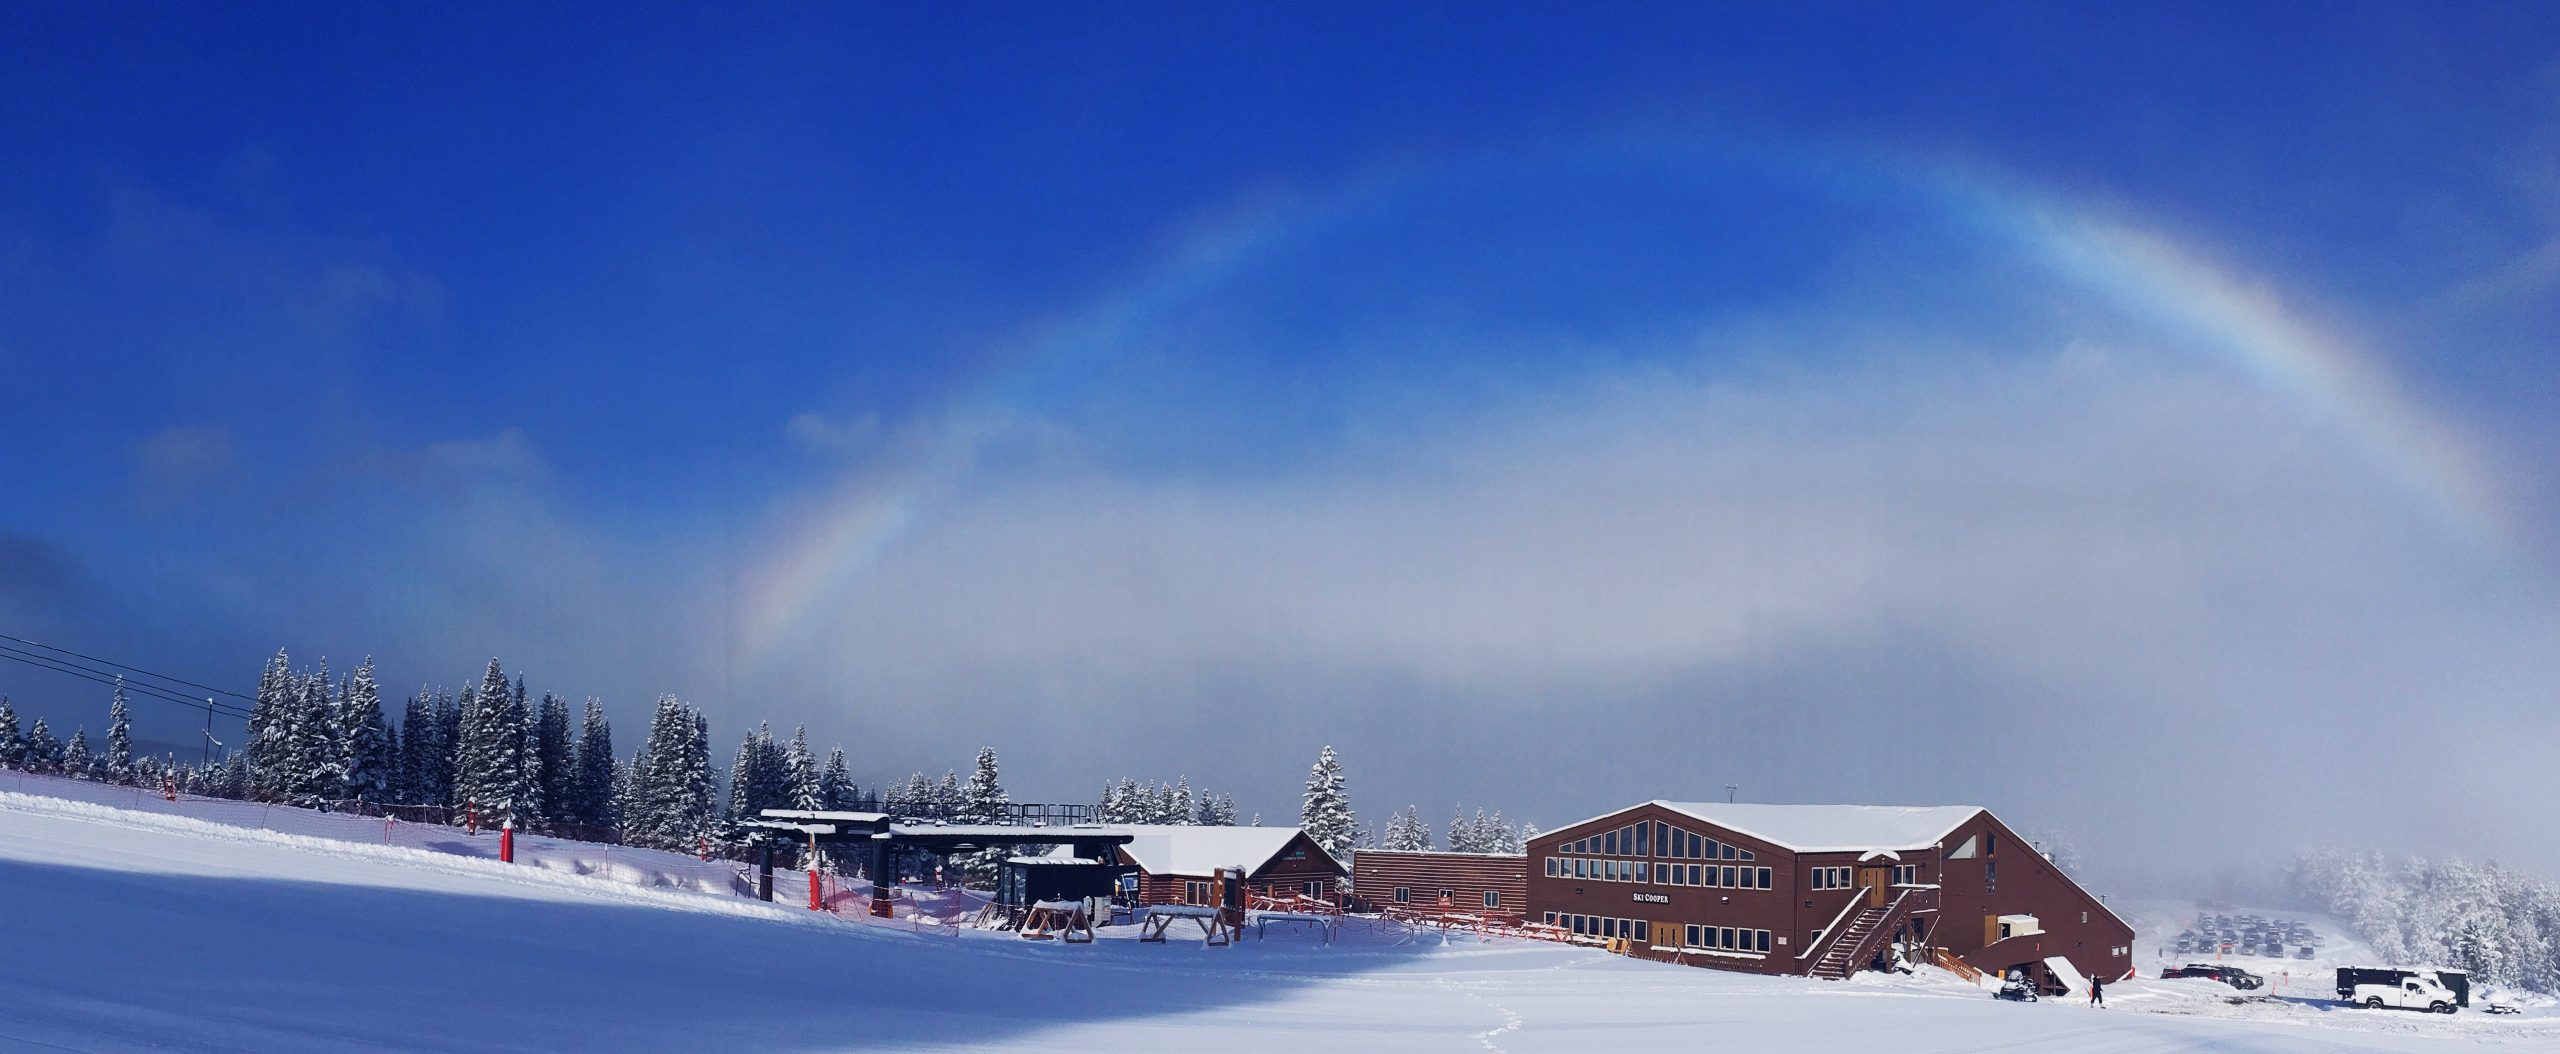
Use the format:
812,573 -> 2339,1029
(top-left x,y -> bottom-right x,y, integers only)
1526,802 -> 2132,983
1350,850 -> 1528,916
1122,830 -> 1346,907
1932,812 -> 2134,985
1524,803 -> 1805,976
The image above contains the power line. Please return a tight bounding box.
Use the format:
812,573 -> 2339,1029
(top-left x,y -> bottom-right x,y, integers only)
0,633 -> 255,702
0,647 -> 253,722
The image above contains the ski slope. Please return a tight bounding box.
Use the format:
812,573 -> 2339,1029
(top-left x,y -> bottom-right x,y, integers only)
0,790 -> 2549,1053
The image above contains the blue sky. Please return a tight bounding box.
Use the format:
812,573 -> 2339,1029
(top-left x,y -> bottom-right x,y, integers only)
4,4 -> 2559,879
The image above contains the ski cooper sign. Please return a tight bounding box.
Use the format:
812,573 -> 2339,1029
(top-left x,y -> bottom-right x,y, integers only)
1633,891 -> 1669,905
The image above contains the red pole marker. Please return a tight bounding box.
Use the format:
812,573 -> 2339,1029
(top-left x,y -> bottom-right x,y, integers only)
810,869 -> 823,911
500,820 -> 515,863
466,800 -> 478,835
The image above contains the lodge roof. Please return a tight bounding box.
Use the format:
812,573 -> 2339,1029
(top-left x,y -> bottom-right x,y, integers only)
1651,803 -> 1982,854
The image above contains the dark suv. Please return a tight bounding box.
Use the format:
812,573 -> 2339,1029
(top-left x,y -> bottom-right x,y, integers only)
2162,964 -> 2265,990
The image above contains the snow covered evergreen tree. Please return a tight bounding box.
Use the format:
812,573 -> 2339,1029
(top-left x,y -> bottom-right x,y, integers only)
63,726 -> 93,777
1300,745 -> 1356,864
245,648 -> 291,794
958,747 -> 1010,883
0,696 -> 23,769
728,722 -> 780,821
625,696 -> 714,850
434,689 -> 463,804
533,693 -> 574,824
395,693 -> 433,803
1382,806 -> 1432,851
1196,792 -> 1237,826
573,698 -> 615,826
26,717 -> 60,774
934,770 -> 961,819
451,659 -> 532,824
783,727 -> 822,811
338,658 -> 392,802
104,679 -> 134,783
272,665 -> 344,802
818,747 -> 854,810
1167,776 -> 1195,826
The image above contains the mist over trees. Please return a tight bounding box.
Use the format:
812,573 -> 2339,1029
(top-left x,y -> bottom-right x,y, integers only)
2290,848 -> 2560,993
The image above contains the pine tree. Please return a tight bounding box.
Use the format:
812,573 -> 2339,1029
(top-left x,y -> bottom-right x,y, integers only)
106,678 -> 134,783
451,659 -> 531,825
784,727 -> 821,811
274,665 -> 344,802
534,693 -> 574,824
573,698 -> 615,826
728,724 -> 769,821
434,689 -> 463,805
935,770 -> 961,820
1300,745 -> 1356,864
396,693 -> 435,803
64,726 -> 93,778
0,696 -> 23,769
958,747 -> 1010,883
818,748 -> 854,810
338,658 -> 392,802
1195,791 -> 1237,826
27,717 -> 61,774
1383,806 -> 1432,851
1168,776 -> 1195,826
246,648 -> 292,795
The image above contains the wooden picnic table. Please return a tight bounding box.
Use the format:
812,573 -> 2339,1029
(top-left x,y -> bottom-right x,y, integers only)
1139,904 -> 1236,947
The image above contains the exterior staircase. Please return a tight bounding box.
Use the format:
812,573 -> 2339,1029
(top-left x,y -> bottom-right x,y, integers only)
1811,906 -> 1895,979
1809,884 -> 1934,981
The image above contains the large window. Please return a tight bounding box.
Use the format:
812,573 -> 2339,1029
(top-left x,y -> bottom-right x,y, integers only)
1484,891 -> 1500,909
1948,835 -> 1978,860
1184,879 -> 1210,904
1810,866 -> 1853,890
1890,864 -> 1919,885
1394,886 -> 1411,903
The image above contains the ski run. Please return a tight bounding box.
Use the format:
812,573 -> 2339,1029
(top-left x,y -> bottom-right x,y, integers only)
1,782 -> 2551,1052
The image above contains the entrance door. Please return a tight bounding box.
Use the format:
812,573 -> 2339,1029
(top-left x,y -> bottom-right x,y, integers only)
1858,867 -> 1888,907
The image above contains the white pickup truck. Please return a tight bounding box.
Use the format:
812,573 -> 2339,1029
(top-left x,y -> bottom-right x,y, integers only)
2347,973 -> 2459,1014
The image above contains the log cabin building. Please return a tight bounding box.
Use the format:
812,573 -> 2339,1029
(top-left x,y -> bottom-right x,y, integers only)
1524,802 -> 2133,987
1349,850 -> 1529,917
1051,825 -> 1346,907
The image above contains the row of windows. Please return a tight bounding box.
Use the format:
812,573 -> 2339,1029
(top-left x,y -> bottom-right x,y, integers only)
1547,857 -> 1649,882
1683,924 -> 1771,954
1653,822 -> 1753,861
1182,879 -> 1328,905
1891,864 -> 1919,885
1561,822 -> 1654,859
1656,863 -> 1772,889
1556,820 -> 1758,862
1546,912 -> 1651,943
1809,866 -> 1854,890
1391,886 -> 1500,909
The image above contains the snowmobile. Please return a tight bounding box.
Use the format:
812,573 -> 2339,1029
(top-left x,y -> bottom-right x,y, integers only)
1993,979 -> 2040,1002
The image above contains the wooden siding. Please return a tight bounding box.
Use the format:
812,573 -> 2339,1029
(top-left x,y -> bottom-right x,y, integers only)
1524,801 -> 2134,983
1121,829 -> 1346,907
1350,850 -> 1528,916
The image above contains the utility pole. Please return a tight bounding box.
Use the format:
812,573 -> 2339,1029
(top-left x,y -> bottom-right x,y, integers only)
1725,784 -> 1738,803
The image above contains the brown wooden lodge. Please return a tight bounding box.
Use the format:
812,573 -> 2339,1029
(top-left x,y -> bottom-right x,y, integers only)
1357,801 -> 2133,987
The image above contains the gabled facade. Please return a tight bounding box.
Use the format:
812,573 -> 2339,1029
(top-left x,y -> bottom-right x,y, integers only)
1056,825 -> 1345,907
1523,801 -> 2132,985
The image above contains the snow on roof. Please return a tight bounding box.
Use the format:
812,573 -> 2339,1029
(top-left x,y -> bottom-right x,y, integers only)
1043,825 -> 1324,877
1653,803 -> 1981,854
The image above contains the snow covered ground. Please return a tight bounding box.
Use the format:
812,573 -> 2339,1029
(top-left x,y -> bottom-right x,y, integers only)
2,788 -> 2553,1052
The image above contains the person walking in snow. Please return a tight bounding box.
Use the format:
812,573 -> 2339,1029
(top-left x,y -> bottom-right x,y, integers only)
2088,973 -> 2106,1007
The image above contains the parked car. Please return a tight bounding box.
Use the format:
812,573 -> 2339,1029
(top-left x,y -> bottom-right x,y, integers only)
2165,964 -> 2264,990
2295,946 -> 2314,960
2339,968 -> 2457,1013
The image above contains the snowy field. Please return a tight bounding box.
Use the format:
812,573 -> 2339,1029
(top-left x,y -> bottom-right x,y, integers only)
2,790 -> 2554,1052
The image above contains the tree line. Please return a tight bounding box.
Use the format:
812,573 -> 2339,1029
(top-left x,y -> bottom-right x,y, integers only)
1,652 -> 1542,879
2289,847 -> 2560,993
